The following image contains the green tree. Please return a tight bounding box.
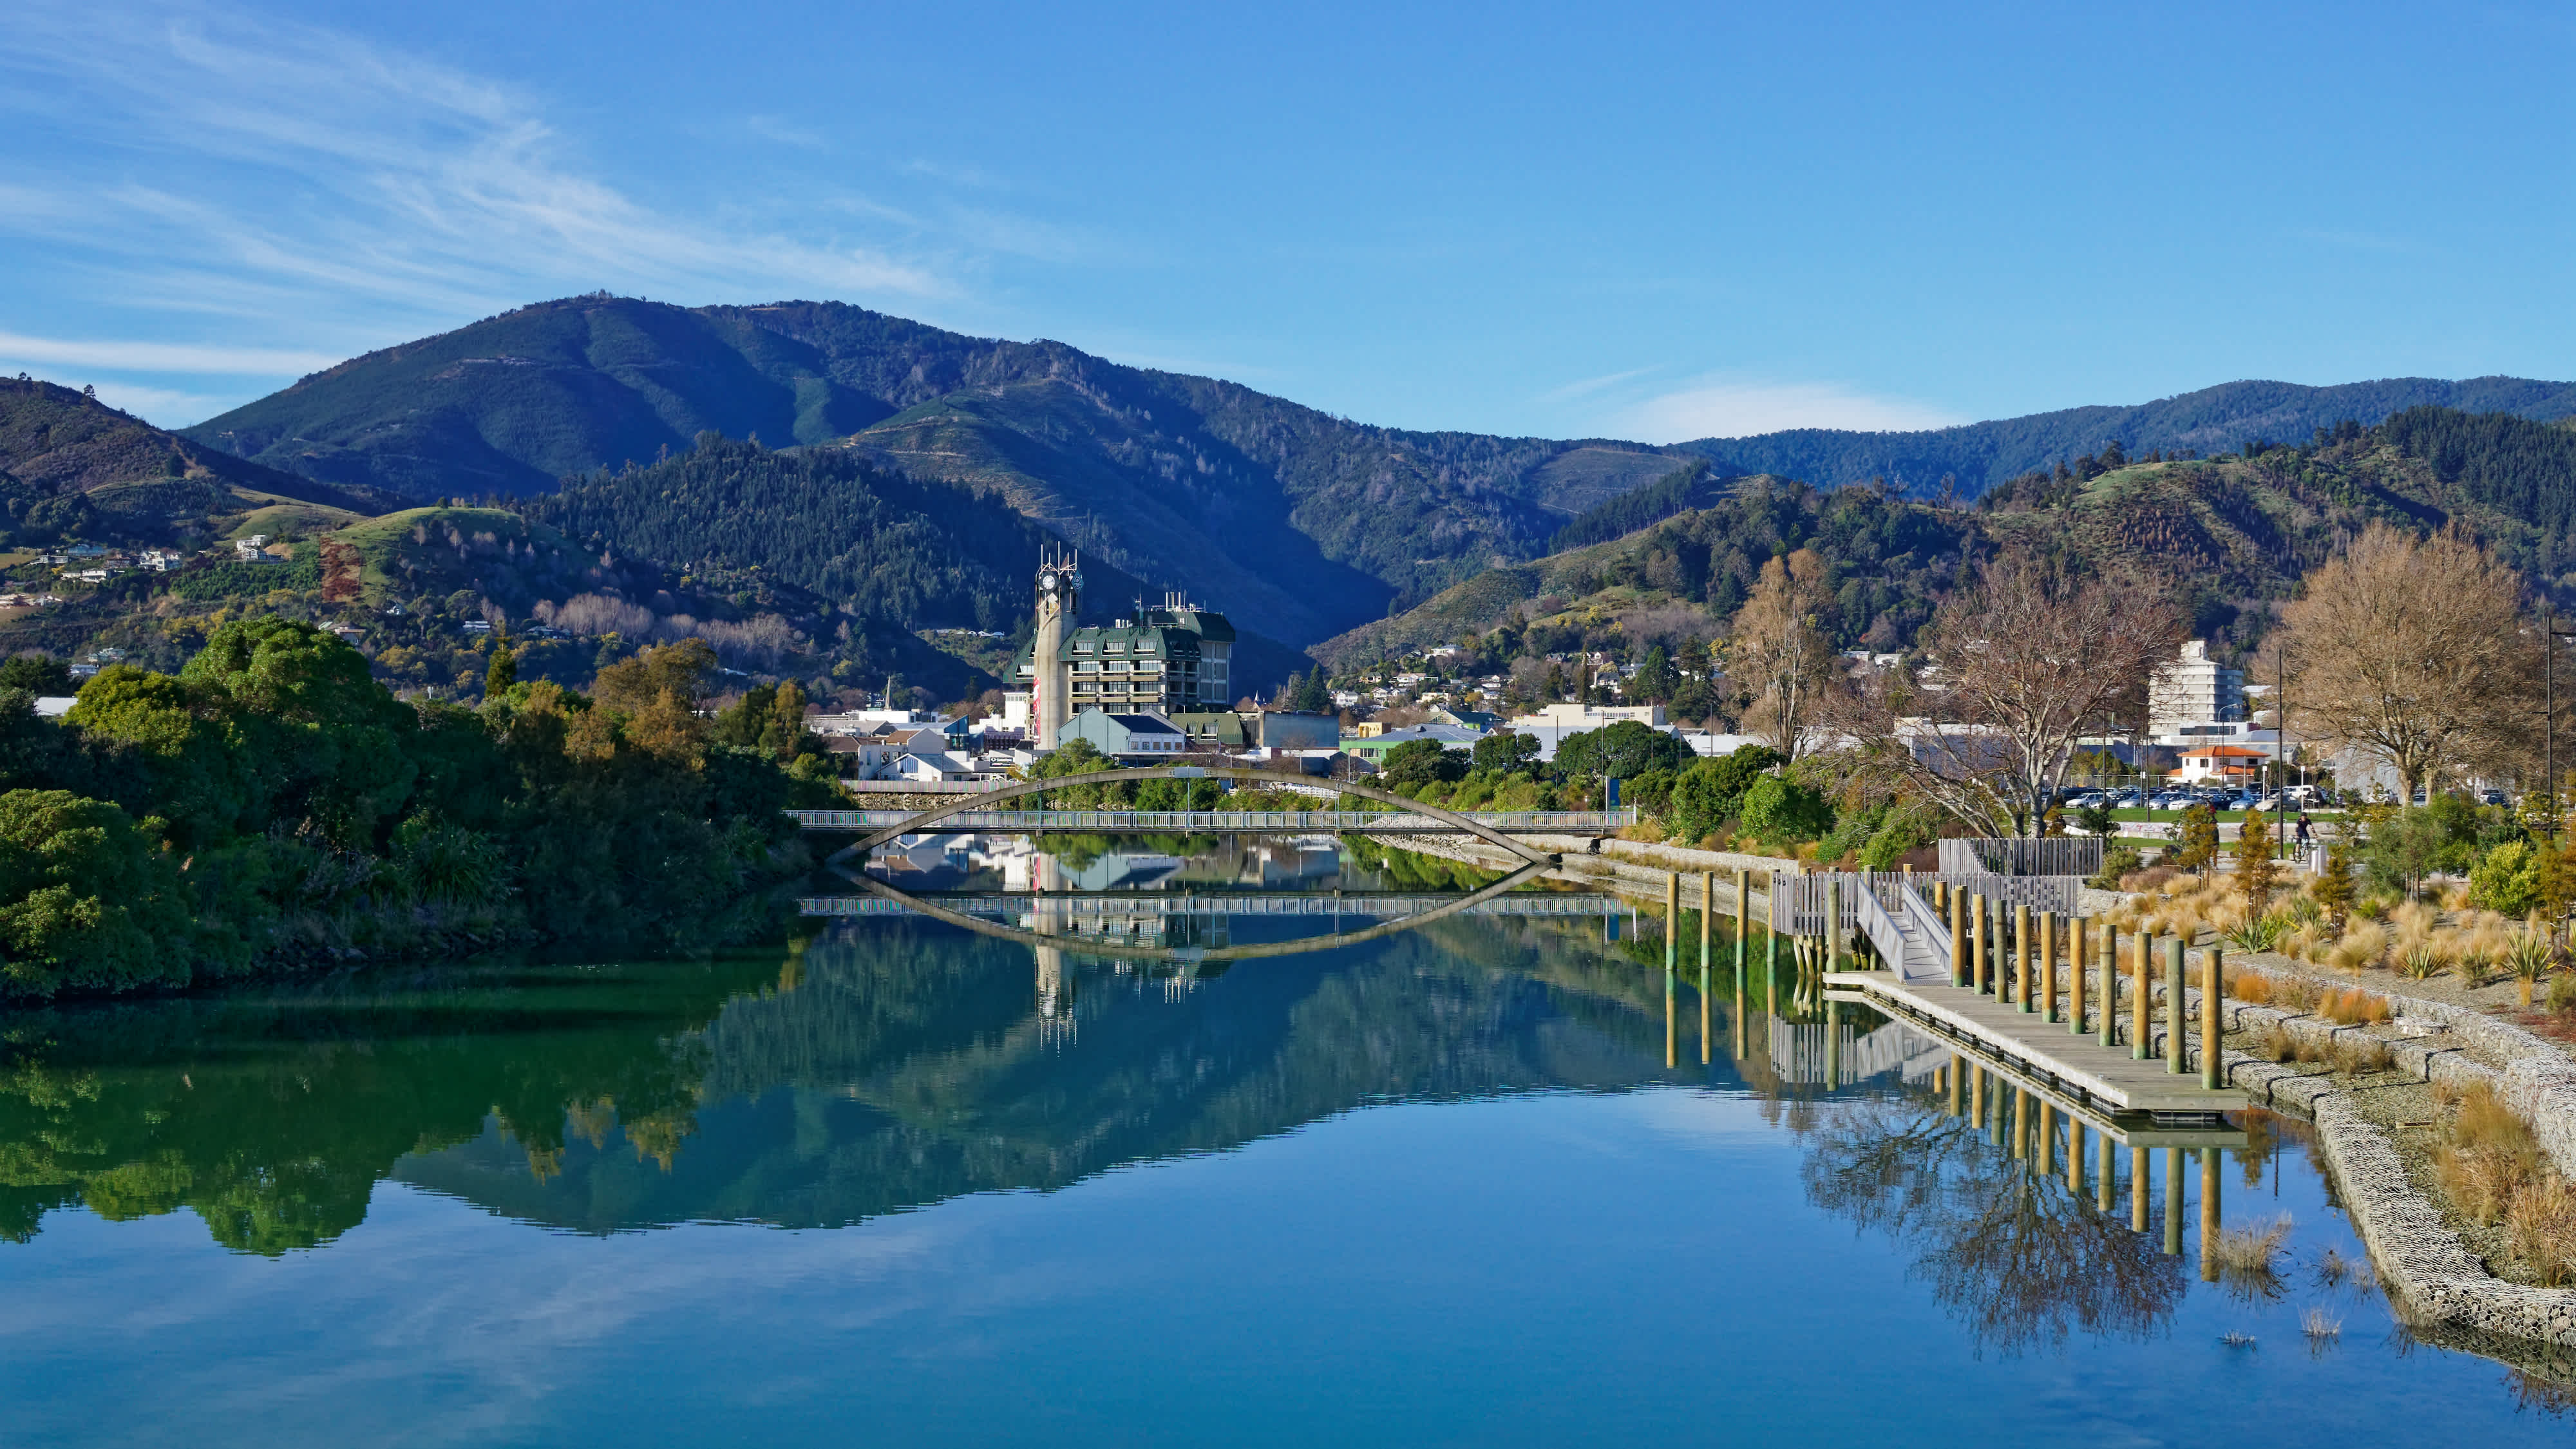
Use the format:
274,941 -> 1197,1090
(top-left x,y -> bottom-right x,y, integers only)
484,642 -> 518,697
1383,738 -> 1467,788
1633,646 -> 1677,704
2361,808 -> 2447,899
0,790 -> 194,999
2168,804 -> 2220,875
1290,670 -> 1332,712
1739,772 -> 1834,842
1665,743 -> 1783,842
2235,808 -> 2277,908
0,654 -> 72,694
1470,731 -> 1541,776
1555,721 -> 1689,783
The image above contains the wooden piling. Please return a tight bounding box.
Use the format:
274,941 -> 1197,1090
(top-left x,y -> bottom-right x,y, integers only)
1825,998 -> 1841,1087
2070,916 -> 2087,1034
2038,1101 -> 2055,1174
2040,911 -> 2059,1024
2164,936 -> 2186,1076
2097,1130 -> 2115,1213
2016,904 -> 2034,1013
1949,885 -> 1967,987
2199,1146 -> 2221,1282
2132,930 -> 2153,1061
1700,872 -> 1713,1066
2012,1088 -> 2029,1160
1826,880 -> 1844,975
1971,1064 -> 1985,1130
2130,1144 -> 2150,1233
1947,1054 -> 1963,1117
1765,919 -> 1778,1018
2067,1119 -> 2085,1193
2202,945 -> 2224,1090
2099,922 -> 2117,1050
1978,892 -> 1999,990
2163,1147 -> 2184,1255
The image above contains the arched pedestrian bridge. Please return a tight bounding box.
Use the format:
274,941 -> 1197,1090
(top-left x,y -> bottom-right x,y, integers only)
795,766 -> 1632,866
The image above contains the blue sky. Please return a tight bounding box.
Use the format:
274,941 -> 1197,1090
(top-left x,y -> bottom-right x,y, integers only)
1,1 -> 2568,438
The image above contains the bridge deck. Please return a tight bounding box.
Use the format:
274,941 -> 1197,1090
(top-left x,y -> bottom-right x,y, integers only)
801,891 -> 1615,918
791,808 -> 1632,834
1826,968 -> 2244,1120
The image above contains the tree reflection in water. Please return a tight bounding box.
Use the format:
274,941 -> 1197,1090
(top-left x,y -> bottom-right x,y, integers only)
1799,1092 -> 2184,1356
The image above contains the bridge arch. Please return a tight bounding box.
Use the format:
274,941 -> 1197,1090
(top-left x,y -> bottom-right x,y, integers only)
842,766 -> 1560,866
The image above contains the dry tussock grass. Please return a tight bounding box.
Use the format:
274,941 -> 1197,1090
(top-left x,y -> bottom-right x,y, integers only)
2320,989 -> 2391,1026
2435,1081 -> 2546,1227
2505,1176 -> 2576,1287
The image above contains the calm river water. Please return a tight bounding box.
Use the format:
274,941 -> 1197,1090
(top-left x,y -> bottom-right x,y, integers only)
2,838 -> 2568,1446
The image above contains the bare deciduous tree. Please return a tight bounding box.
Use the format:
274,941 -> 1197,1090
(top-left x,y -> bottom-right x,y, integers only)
1728,547 -> 1837,761
2279,524 -> 2535,801
1832,549 -> 2181,837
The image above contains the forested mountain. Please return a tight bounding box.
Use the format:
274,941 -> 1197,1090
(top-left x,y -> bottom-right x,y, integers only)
182,295 -> 1689,641
0,377 -> 397,549
534,437 -> 1321,692
1678,377 -> 2576,498
171,292 -> 2575,663
1323,407 -> 2576,683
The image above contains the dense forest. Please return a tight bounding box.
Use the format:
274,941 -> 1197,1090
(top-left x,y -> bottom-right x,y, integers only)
0,618 -> 841,1001
1330,406 -> 2576,685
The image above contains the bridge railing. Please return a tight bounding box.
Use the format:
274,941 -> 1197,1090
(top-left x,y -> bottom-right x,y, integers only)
799,892 -> 1617,919
1770,870 -> 2080,947
789,808 -> 1637,833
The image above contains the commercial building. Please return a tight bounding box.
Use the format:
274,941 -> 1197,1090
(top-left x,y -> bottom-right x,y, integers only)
2148,640 -> 2244,737
1012,591 -> 1237,723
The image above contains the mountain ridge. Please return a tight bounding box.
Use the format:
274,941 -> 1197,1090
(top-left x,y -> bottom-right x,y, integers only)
179,295 -> 2576,656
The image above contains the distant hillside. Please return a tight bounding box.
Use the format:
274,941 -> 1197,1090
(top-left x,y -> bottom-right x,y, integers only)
180,296 -> 2576,656
0,377 -> 398,549
1678,377 -> 2576,497
182,295 -> 1690,643
1324,405 -> 2576,675
1316,477 -> 1970,668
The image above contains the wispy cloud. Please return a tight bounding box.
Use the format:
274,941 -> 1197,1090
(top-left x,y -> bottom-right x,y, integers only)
0,330 -> 341,374
1615,377 -> 1963,442
1536,366 -> 1659,404
0,1 -> 956,357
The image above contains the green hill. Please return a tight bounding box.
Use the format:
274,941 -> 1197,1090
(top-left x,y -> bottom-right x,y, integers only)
1678,376 -> 2576,497
1325,408 -> 2576,680
0,377 -> 399,550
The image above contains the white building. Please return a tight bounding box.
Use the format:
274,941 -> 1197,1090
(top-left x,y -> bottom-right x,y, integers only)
2148,639 -> 2244,736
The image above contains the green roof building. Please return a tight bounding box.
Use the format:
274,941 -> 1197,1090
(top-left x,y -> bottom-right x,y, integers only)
1012,594 -> 1236,715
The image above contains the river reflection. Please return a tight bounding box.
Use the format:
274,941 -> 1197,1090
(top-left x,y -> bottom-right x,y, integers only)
4,840 -> 2573,1443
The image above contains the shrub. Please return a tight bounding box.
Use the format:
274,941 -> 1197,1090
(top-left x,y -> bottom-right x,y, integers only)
2320,989 -> 2391,1026
2089,843 -> 2145,889
0,790 -> 196,999
1739,773 -> 1833,842
2470,840 -> 2546,918
1665,744 -> 1781,842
